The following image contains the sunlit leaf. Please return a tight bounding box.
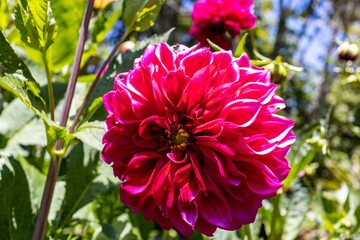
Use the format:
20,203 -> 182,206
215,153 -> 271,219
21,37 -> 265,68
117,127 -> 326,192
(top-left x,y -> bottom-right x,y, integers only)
74,121 -> 104,151
234,32 -> 248,57
122,0 -> 165,32
14,0 -> 58,51
0,0 -> 10,29
46,0 -> 85,70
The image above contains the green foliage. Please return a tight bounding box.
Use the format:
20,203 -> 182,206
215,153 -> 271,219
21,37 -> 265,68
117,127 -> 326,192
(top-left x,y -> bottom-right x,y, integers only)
14,0 -> 58,51
0,156 -> 35,240
122,0 -> 164,32
1,0 -> 360,239
0,0 -> 11,29
52,143 -> 100,235
0,30 -> 45,114
43,0 -> 85,70
234,33 -> 248,57
74,121 -> 104,151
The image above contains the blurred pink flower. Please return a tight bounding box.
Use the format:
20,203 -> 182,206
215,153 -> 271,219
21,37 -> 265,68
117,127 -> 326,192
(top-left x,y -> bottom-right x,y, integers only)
189,0 -> 256,50
102,43 -> 295,237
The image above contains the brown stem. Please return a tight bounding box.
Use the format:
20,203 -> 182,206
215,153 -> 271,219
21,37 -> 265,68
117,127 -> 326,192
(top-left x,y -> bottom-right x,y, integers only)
60,0 -> 95,128
32,0 -> 94,239
31,155 -> 61,240
69,30 -> 129,133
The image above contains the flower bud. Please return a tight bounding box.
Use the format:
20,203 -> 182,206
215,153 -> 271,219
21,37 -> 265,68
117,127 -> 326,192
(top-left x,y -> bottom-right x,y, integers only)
264,56 -> 288,84
337,42 -> 359,61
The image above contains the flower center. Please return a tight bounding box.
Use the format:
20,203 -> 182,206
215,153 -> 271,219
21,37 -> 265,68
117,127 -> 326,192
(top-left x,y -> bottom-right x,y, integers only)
171,128 -> 190,150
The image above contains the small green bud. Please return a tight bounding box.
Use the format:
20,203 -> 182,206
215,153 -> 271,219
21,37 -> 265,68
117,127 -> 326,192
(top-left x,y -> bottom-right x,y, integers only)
264,56 -> 288,84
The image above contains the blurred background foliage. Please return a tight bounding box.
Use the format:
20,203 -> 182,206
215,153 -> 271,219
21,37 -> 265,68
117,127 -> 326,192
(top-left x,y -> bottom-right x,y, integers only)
1,0 -> 360,239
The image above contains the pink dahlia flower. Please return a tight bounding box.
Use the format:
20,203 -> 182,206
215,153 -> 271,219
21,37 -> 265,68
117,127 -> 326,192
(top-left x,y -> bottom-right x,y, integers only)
189,0 -> 257,50
102,43 -> 295,237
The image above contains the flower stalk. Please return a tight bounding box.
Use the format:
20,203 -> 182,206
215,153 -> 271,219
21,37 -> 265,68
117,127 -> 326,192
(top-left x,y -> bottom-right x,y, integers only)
32,0 -> 94,239
69,28 -> 131,133
244,224 -> 254,240
41,50 -> 55,121
31,154 -> 61,240
60,0 -> 95,128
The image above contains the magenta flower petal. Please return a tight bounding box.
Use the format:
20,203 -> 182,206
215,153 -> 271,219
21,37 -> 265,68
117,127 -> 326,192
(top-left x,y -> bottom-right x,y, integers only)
102,43 -> 295,237
190,0 -> 257,49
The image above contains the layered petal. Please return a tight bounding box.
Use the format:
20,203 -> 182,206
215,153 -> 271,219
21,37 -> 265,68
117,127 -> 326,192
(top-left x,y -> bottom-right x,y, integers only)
102,43 -> 295,237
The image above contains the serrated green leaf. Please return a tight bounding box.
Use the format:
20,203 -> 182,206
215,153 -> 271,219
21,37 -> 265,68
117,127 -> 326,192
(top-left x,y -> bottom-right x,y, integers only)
28,0 -> 47,34
0,156 -> 35,240
74,121 -> 104,151
0,30 -> 46,115
0,32 -> 74,157
123,0 -> 165,32
0,31 -> 37,80
14,0 -> 58,51
14,4 -> 41,50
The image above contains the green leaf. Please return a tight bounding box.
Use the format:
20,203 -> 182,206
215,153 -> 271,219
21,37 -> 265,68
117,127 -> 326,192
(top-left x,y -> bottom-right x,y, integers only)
0,33 -> 73,156
0,30 -> 46,113
14,0 -> 58,51
0,75 -> 46,115
46,0 -> 85,70
234,33 -> 248,57
206,38 -> 225,52
122,0 -> 165,32
53,143 -> 100,234
17,156 -> 47,210
96,214 -> 142,240
0,0 -> 10,30
0,98 -> 34,140
27,0 -> 47,36
74,121 -> 104,151
14,4 -> 40,50
0,31 -> 37,80
0,156 -> 35,240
